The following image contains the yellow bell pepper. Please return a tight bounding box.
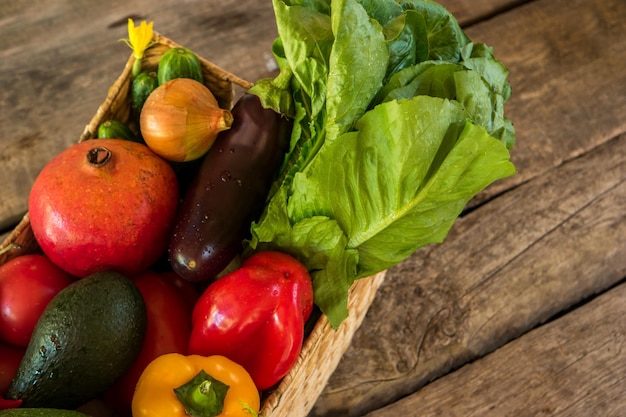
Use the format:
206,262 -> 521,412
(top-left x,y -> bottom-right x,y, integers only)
132,353 -> 260,417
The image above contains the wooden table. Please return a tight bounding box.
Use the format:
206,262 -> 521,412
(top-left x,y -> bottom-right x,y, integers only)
1,0 -> 625,415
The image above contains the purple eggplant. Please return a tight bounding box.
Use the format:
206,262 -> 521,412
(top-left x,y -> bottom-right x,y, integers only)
168,93 -> 291,282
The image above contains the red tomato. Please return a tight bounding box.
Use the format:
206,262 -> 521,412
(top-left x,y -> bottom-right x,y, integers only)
103,270 -> 194,416
0,340 -> 24,395
0,254 -> 75,347
160,271 -> 200,306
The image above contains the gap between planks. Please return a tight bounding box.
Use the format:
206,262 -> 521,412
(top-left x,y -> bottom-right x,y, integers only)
365,279 -> 626,417
312,0 -> 626,412
311,132 -> 626,416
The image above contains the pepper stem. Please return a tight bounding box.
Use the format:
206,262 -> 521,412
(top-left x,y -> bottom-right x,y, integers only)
174,370 -> 230,417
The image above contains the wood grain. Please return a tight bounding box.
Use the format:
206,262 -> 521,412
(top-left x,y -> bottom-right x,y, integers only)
365,280 -> 626,417
311,0 -> 626,413
464,0 -> 626,203
312,131 -> 626,415
0,0 -> 538,234
2,1 -> 625,415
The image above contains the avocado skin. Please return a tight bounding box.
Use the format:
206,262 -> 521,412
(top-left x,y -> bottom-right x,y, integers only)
0,409 -> 90,417
5,271 -> 147,409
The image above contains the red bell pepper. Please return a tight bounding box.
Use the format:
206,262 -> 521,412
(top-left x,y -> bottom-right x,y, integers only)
103,270 -> 197,416
0,341 -> 24,395
0,340 -> 24,410
0,397 -> 21,410
188,251 -> 313,390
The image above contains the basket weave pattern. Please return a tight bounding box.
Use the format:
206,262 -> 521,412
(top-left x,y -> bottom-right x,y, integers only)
0,33 -> 385,417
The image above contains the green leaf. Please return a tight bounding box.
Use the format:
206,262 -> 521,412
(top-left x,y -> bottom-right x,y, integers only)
356,0 -> 403,26
251,210 -> 358,328
272,0 -> 334,119
290,217 -> 358,325
284,96 -> 514,315
353,101 -> 516,274
400,0 -> 470,62
324,0 -> 389,142
250,0 -> 516,328
383,10 -> 429,81
373,50 -> 516,148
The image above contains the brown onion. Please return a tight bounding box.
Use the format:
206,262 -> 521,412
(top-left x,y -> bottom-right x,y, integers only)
140,78 -> 233,162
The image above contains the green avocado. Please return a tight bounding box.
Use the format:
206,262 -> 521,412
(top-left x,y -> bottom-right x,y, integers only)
5,271 -> 147,409
0,409 -> 90,417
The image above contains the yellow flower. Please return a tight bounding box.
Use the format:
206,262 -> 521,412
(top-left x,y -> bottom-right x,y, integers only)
122,18 -> 155,76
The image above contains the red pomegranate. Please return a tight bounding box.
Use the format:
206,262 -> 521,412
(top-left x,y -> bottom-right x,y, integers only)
28,139 -> 179,277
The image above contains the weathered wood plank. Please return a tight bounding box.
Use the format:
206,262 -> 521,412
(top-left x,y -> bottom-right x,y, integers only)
365,280 -> 626,417
312,0 -> 626,413
0,0 -> 279,234
4,0 -> 623,232
464,0 -> 626,203
0,0 -> 519,234
0,0 -> 624,416
311,133 -> 626,415
443,0 -> 524,26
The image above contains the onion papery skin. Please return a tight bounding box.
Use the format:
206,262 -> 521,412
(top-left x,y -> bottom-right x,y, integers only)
140,78 -> 233,162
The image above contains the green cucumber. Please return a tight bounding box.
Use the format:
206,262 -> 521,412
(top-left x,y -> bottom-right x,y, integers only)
157,47 -> 204,85
131,69 -> 158,120
97,119 -> 140,143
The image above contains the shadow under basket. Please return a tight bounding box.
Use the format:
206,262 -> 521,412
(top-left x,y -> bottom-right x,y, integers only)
0,32 -> 386,417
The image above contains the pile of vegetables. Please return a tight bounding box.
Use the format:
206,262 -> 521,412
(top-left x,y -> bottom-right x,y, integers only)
0,0 -> 516,415
249,0 -> 515,327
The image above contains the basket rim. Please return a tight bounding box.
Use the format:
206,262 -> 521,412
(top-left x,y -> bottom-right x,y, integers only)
0,33 -> 386,417
152,32 -> 253,90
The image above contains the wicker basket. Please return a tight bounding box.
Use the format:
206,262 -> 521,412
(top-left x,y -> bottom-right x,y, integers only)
0,33 -> 386,417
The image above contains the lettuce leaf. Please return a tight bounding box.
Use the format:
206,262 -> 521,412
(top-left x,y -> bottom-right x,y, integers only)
325,0 -> 389,142
251,97 -> 515,324
248,0 -> 517,328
